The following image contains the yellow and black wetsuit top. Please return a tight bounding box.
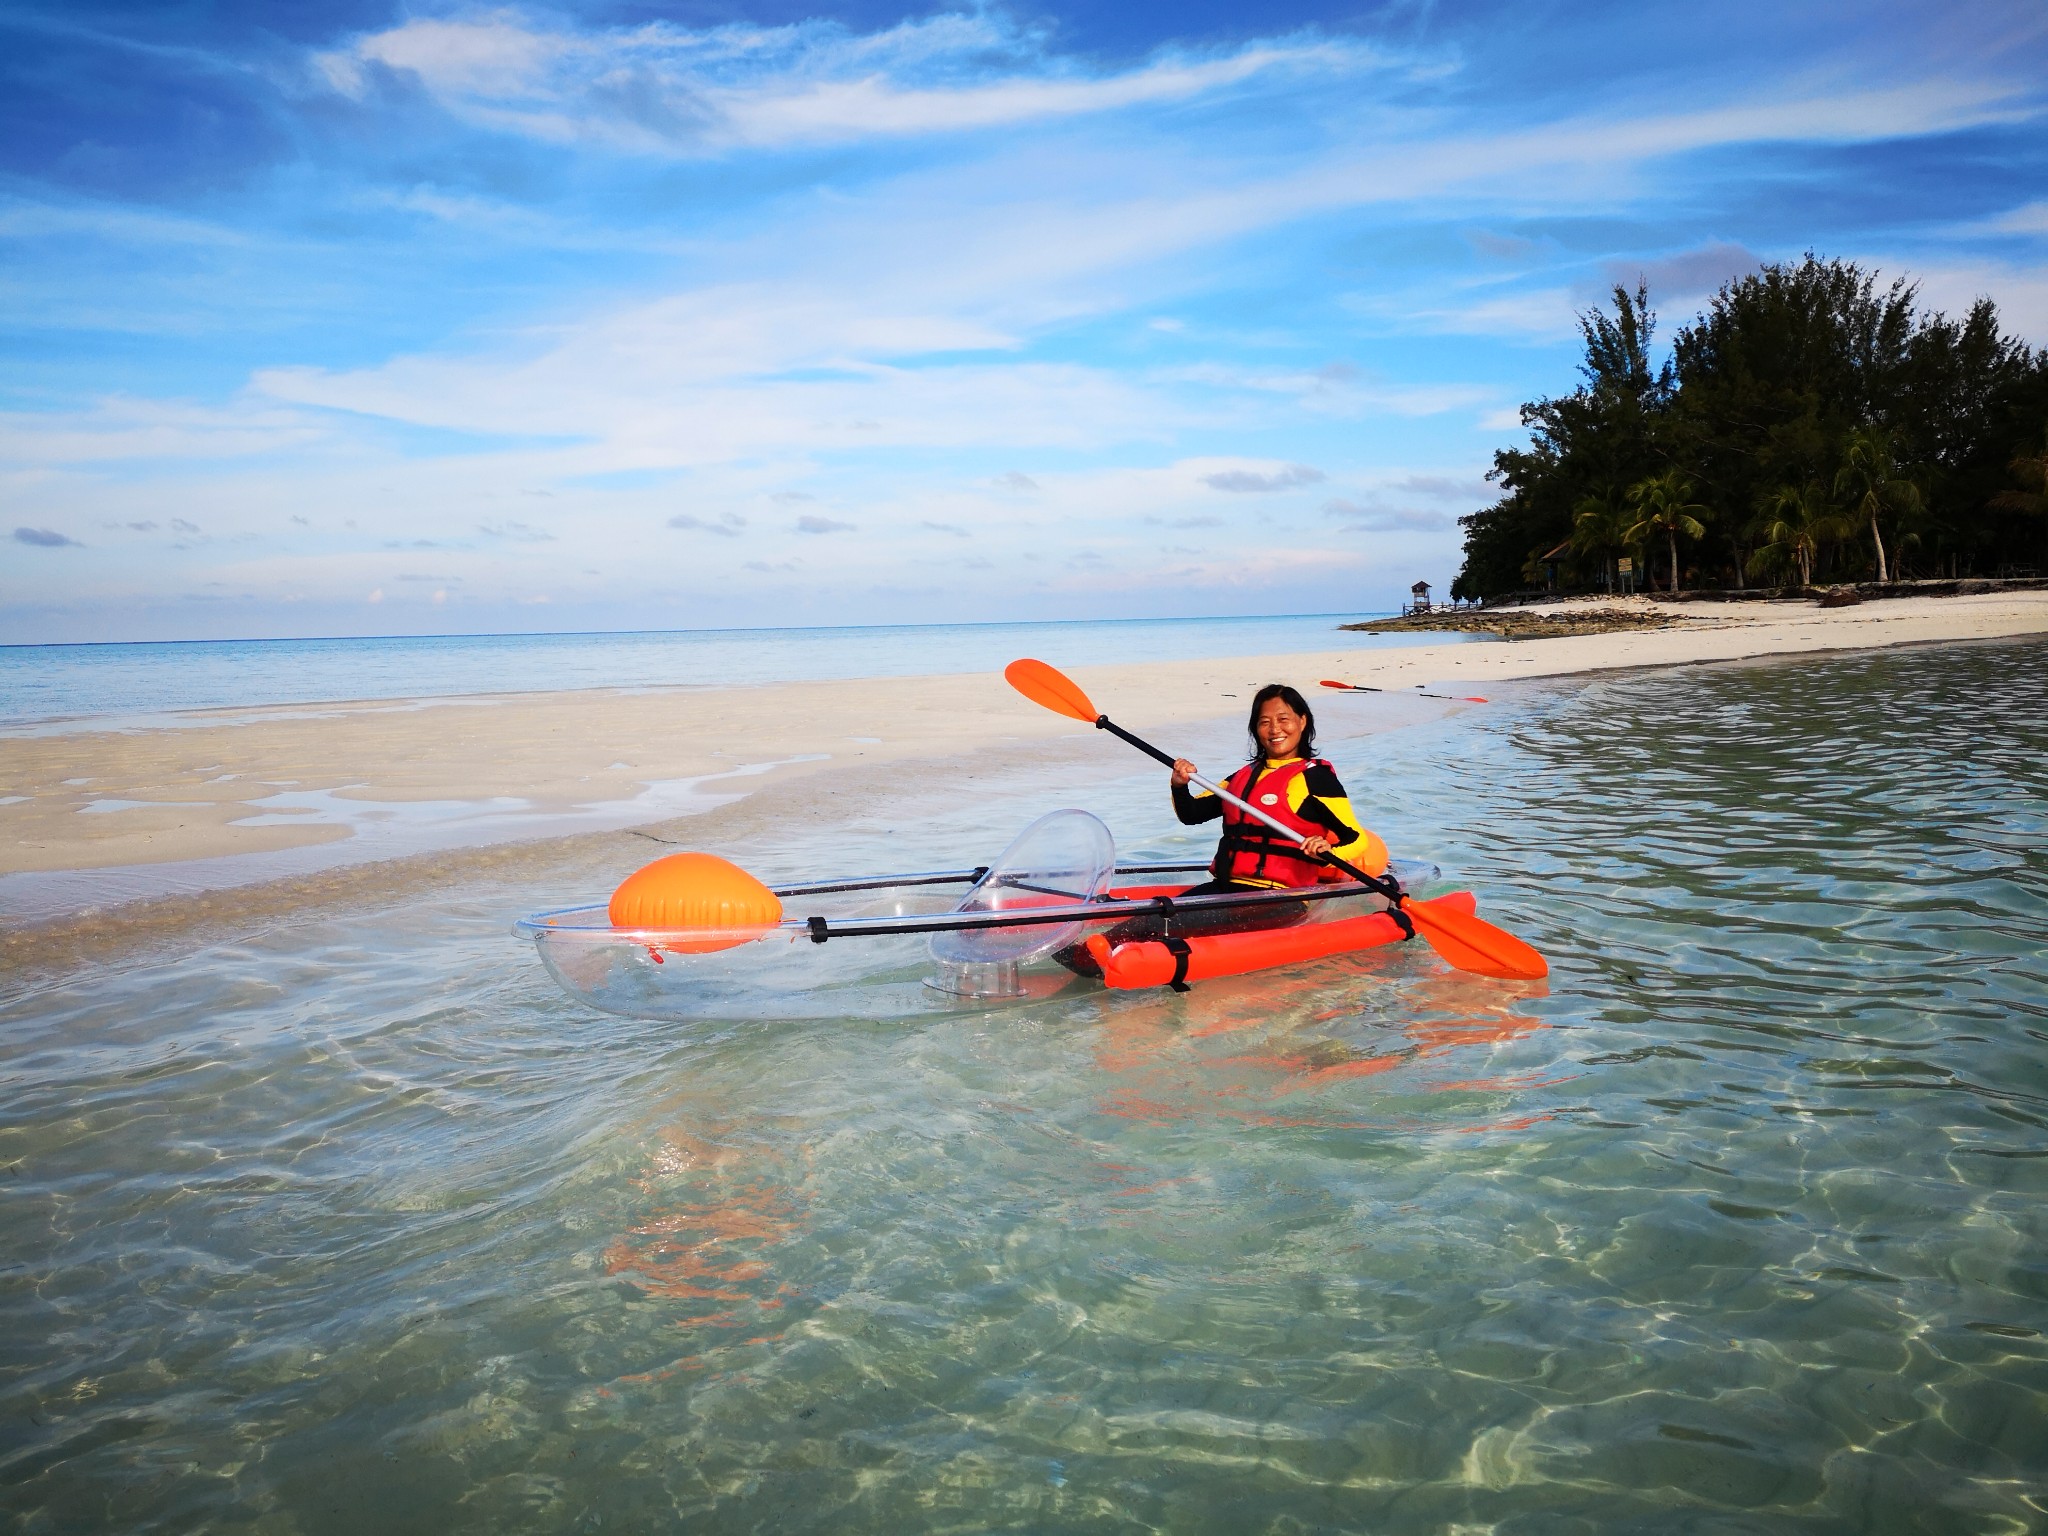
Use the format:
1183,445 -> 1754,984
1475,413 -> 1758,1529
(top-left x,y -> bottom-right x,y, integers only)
1172,756 -> 1387,889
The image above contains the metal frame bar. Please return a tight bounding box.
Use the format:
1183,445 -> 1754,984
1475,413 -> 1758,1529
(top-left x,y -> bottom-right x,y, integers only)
516,865 -> 1387,943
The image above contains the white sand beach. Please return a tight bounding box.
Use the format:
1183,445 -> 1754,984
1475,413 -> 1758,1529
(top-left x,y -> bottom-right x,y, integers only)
5,591 -> 2045,891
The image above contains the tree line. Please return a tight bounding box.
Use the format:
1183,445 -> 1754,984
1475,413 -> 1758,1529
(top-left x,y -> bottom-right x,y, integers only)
1451,257 -> 2048,600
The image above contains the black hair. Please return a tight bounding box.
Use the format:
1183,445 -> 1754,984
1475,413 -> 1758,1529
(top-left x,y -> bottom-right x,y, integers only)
1245,682 -> 1317,761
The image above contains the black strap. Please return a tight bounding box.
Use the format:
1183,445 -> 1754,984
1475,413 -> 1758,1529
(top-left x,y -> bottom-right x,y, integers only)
1149,895 -> 1193,991
808,915 -> 830,944
1388,902 -> 1415,941
1161,934 -> 1194,992
1232,764 -> 1273,880
1216,825 -> 1310,854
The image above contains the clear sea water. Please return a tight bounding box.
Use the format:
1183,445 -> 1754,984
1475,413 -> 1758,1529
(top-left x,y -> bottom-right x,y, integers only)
0,613 -> 1465,727
3,637 -> 2045,1532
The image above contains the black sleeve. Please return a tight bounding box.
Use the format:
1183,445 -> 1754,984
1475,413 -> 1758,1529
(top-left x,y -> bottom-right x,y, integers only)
1172,782 -> 1224,825
1300,762 -> 1348,798
1294,763 -> 1354,837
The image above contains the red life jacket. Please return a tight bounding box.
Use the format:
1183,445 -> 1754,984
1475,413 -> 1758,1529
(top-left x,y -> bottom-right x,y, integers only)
1212,757 -> 1332,887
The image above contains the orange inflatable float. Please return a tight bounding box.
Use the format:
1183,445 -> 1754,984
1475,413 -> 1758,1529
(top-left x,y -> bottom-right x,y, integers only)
1082,891 -> 1478,990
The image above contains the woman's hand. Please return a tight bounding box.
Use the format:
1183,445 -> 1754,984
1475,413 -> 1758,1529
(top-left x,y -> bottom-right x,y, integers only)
1299,835 -> 1332,858
1170,757 -> 1197,788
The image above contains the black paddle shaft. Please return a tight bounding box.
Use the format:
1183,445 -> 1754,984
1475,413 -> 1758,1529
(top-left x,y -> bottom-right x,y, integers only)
1092,714 -> 1407,909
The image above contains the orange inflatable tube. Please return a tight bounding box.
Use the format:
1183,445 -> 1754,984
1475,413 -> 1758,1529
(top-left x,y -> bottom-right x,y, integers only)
1087,890 -> 1479,990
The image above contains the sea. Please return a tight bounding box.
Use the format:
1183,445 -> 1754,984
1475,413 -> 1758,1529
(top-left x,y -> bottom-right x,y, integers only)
3,630 -> 2045,1532
0,613 -> 1461,728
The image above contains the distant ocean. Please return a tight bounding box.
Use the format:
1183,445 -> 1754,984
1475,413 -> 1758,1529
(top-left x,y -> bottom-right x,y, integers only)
0,612 -> 1478,727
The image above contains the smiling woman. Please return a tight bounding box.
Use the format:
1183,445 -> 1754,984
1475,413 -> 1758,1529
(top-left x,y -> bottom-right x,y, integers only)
0,0 -> 2043,643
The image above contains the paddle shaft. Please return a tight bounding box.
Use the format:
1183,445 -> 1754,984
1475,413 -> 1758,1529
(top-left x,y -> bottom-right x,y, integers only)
1092,716 -> 1401,902
1321,680 -> 1484,703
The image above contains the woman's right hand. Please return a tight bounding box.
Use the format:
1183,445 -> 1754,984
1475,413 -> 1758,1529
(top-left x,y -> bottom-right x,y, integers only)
1170,758 -> 1197,788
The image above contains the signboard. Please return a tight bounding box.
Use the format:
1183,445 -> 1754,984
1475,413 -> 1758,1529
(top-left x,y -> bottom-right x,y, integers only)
1616,557 -> 1633,573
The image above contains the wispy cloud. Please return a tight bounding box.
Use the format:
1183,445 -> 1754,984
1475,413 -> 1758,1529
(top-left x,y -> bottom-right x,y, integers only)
6,0 -> 2045,639
0,397 -> 318,465
668,512 -> 745,535
1602,242 -> 1764,302
1324,500 -> 1454,532
318,11 -> 1385,154
477,519 -> 556,542
1323,474 -> 1488,532
15,526 -> 82,547
1987,201 -> 2048,235
1201,462 -> 1325,493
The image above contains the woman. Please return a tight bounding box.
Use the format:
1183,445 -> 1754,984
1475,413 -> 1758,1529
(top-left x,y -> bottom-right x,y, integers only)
1167,683 -> 1386,915
1074,684 -> 1385,965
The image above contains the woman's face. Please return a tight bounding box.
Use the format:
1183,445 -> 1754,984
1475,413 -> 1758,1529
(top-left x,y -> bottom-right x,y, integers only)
1254,699 -> 1307,759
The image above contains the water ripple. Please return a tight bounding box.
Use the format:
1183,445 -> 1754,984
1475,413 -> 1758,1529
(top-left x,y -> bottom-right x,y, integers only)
2,638 -> 2045,1531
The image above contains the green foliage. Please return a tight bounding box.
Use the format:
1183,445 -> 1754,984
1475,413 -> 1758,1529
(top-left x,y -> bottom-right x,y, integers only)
1453,257 -> 2046,598
1834,425 -> 1924,584
1622,469 -> 1709,592
1750,482 -> 1851,588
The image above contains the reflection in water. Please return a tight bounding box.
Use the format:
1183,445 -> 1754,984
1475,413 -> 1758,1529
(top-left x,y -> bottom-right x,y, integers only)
1092,952 -> 1554,1133
2,638 -> 2045,1532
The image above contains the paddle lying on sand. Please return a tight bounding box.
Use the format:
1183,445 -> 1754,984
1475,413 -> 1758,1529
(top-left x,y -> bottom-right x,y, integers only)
1321,678 -> 1488,703
1004,658 -> 1547,982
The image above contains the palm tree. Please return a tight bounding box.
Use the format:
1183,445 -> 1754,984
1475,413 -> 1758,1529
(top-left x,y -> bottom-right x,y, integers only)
1749,482 -> 1850,588
1834,425 -> 1924,584
1991,421 -> 2048,568
1623,469 -> 1710,593
1569,488 -> 1635,591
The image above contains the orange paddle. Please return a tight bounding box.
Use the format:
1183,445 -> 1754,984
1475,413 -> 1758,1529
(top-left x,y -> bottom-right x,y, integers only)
1004,658 -> 1547,981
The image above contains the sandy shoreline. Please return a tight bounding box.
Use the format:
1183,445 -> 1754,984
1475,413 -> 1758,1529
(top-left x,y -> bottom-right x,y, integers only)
5,591 -> 2046,927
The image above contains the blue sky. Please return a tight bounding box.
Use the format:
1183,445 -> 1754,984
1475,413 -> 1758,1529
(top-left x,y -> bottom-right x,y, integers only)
4,0 -> 2045,643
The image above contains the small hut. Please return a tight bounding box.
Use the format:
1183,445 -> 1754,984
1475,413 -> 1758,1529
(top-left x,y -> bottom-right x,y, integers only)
1407,580 -> 1432,615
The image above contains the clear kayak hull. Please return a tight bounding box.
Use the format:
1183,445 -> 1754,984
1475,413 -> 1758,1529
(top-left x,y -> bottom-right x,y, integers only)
515,858 -> 1450,1022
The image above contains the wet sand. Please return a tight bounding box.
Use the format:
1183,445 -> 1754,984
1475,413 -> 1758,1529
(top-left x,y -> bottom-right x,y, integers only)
5,590 -> 2045,923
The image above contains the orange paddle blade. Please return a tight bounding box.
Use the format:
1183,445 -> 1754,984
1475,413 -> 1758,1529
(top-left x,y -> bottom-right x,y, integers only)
1005,658 -> 1099,723
1404,893 -> 1548,981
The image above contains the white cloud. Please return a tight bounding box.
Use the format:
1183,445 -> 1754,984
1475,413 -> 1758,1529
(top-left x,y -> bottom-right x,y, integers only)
1602,241 -> 1763,303
1325,503 -> 1453,532
668,512 -> 744,535
1359,286 -> 1581,342
1321,471 -> 1490,531
477,519 -> 555,542
319,11 -> 1384,153
1201,462 -> 1325,493
1858,255 -> 2048,343
1160,360 -> 1493,416
0,396 -> 320,465
1988,200 -> 2048,235
12,15 -> 2039,638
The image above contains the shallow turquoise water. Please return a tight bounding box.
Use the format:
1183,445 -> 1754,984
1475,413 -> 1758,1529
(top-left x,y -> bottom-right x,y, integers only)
3,640 -> 2045,1532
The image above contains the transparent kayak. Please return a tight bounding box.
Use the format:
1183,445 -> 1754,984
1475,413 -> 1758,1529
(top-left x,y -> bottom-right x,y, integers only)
514,855 -> 1447,1023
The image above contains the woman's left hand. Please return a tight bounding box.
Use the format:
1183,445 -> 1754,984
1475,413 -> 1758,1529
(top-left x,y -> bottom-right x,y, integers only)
1299,835 -> 1332,858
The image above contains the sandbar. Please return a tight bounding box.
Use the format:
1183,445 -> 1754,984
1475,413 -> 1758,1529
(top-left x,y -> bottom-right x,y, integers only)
4,591 -> 2045,909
